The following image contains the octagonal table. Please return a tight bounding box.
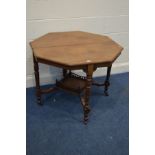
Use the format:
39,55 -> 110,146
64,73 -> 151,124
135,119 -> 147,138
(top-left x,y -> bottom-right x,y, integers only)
30,31 -> 123,124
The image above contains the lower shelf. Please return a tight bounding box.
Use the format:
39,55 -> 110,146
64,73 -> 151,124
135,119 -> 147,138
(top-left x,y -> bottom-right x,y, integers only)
56,73 -> 86,94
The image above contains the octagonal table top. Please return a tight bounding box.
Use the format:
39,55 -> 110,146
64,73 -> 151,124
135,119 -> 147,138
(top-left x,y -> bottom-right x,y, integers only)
30,31 -> 123,66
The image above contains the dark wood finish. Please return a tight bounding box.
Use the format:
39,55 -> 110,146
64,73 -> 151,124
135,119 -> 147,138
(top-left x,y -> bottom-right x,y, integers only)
33,55 -> 42,105
33,53 -> 58,105
92,66 -> 112,95
104,66 -> 112,96
56,73 -> 86,94
30,31 -> 123,124
63,69 -> 67,77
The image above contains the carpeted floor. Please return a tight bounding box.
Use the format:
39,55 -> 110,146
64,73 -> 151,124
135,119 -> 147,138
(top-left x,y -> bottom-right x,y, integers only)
26,72 -> 129,155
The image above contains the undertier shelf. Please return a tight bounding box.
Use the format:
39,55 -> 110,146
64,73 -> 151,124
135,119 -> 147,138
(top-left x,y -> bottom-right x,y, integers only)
56,73 -> 86,94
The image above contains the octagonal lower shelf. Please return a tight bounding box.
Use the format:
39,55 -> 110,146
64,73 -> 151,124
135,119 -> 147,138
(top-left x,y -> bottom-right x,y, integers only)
56,73 -> 87,94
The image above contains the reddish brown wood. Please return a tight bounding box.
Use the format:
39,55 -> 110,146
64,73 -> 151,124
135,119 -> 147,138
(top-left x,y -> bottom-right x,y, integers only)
30,31 -> 123,124
30,31 -> 123,67
56,73 -> 86,94
83,64 -> 94,124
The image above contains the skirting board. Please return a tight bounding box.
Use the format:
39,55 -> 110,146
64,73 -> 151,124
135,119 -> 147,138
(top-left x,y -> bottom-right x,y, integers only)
26,62 -> 129,88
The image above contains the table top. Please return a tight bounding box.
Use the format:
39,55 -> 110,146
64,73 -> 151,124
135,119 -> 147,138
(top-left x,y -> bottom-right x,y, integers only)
30,31 -> 123,66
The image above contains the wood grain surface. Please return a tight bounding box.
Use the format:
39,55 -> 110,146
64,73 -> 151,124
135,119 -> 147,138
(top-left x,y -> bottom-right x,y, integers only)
30,31 -> 123,66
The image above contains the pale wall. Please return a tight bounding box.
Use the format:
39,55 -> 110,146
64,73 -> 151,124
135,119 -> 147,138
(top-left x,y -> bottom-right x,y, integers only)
26,0 -> 129,87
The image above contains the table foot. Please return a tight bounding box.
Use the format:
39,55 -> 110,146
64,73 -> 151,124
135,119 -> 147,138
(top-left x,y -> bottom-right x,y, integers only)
37,97 -> 42,105
83,106 -> 90,124
80,96 -> 90,124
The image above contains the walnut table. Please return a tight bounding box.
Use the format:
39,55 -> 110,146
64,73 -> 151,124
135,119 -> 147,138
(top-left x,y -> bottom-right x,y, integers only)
30,31 -> 123,124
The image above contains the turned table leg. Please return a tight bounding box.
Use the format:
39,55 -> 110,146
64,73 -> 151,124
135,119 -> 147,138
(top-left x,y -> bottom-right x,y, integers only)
33,55 -> 42,105
83,64 -> 94,124
104,65 -> 112,96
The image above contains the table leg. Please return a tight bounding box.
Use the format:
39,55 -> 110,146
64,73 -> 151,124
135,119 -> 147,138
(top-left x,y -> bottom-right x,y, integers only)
104,65 -> 112,96
33,55 -> 42,105
63,69 -> 67,77
83,65 -> 94,124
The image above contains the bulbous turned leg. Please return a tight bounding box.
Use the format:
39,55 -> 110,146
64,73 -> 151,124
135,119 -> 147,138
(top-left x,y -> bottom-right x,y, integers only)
104,65 -> 112,96
83,105 -> 91,124
83,65 -> 94,124
33,55 -> 42,105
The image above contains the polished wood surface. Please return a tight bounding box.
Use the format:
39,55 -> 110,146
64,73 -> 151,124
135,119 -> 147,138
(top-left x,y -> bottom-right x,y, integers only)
31,31 -> 123,124
31,31 -> 123,66
31,31 -> 116,48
